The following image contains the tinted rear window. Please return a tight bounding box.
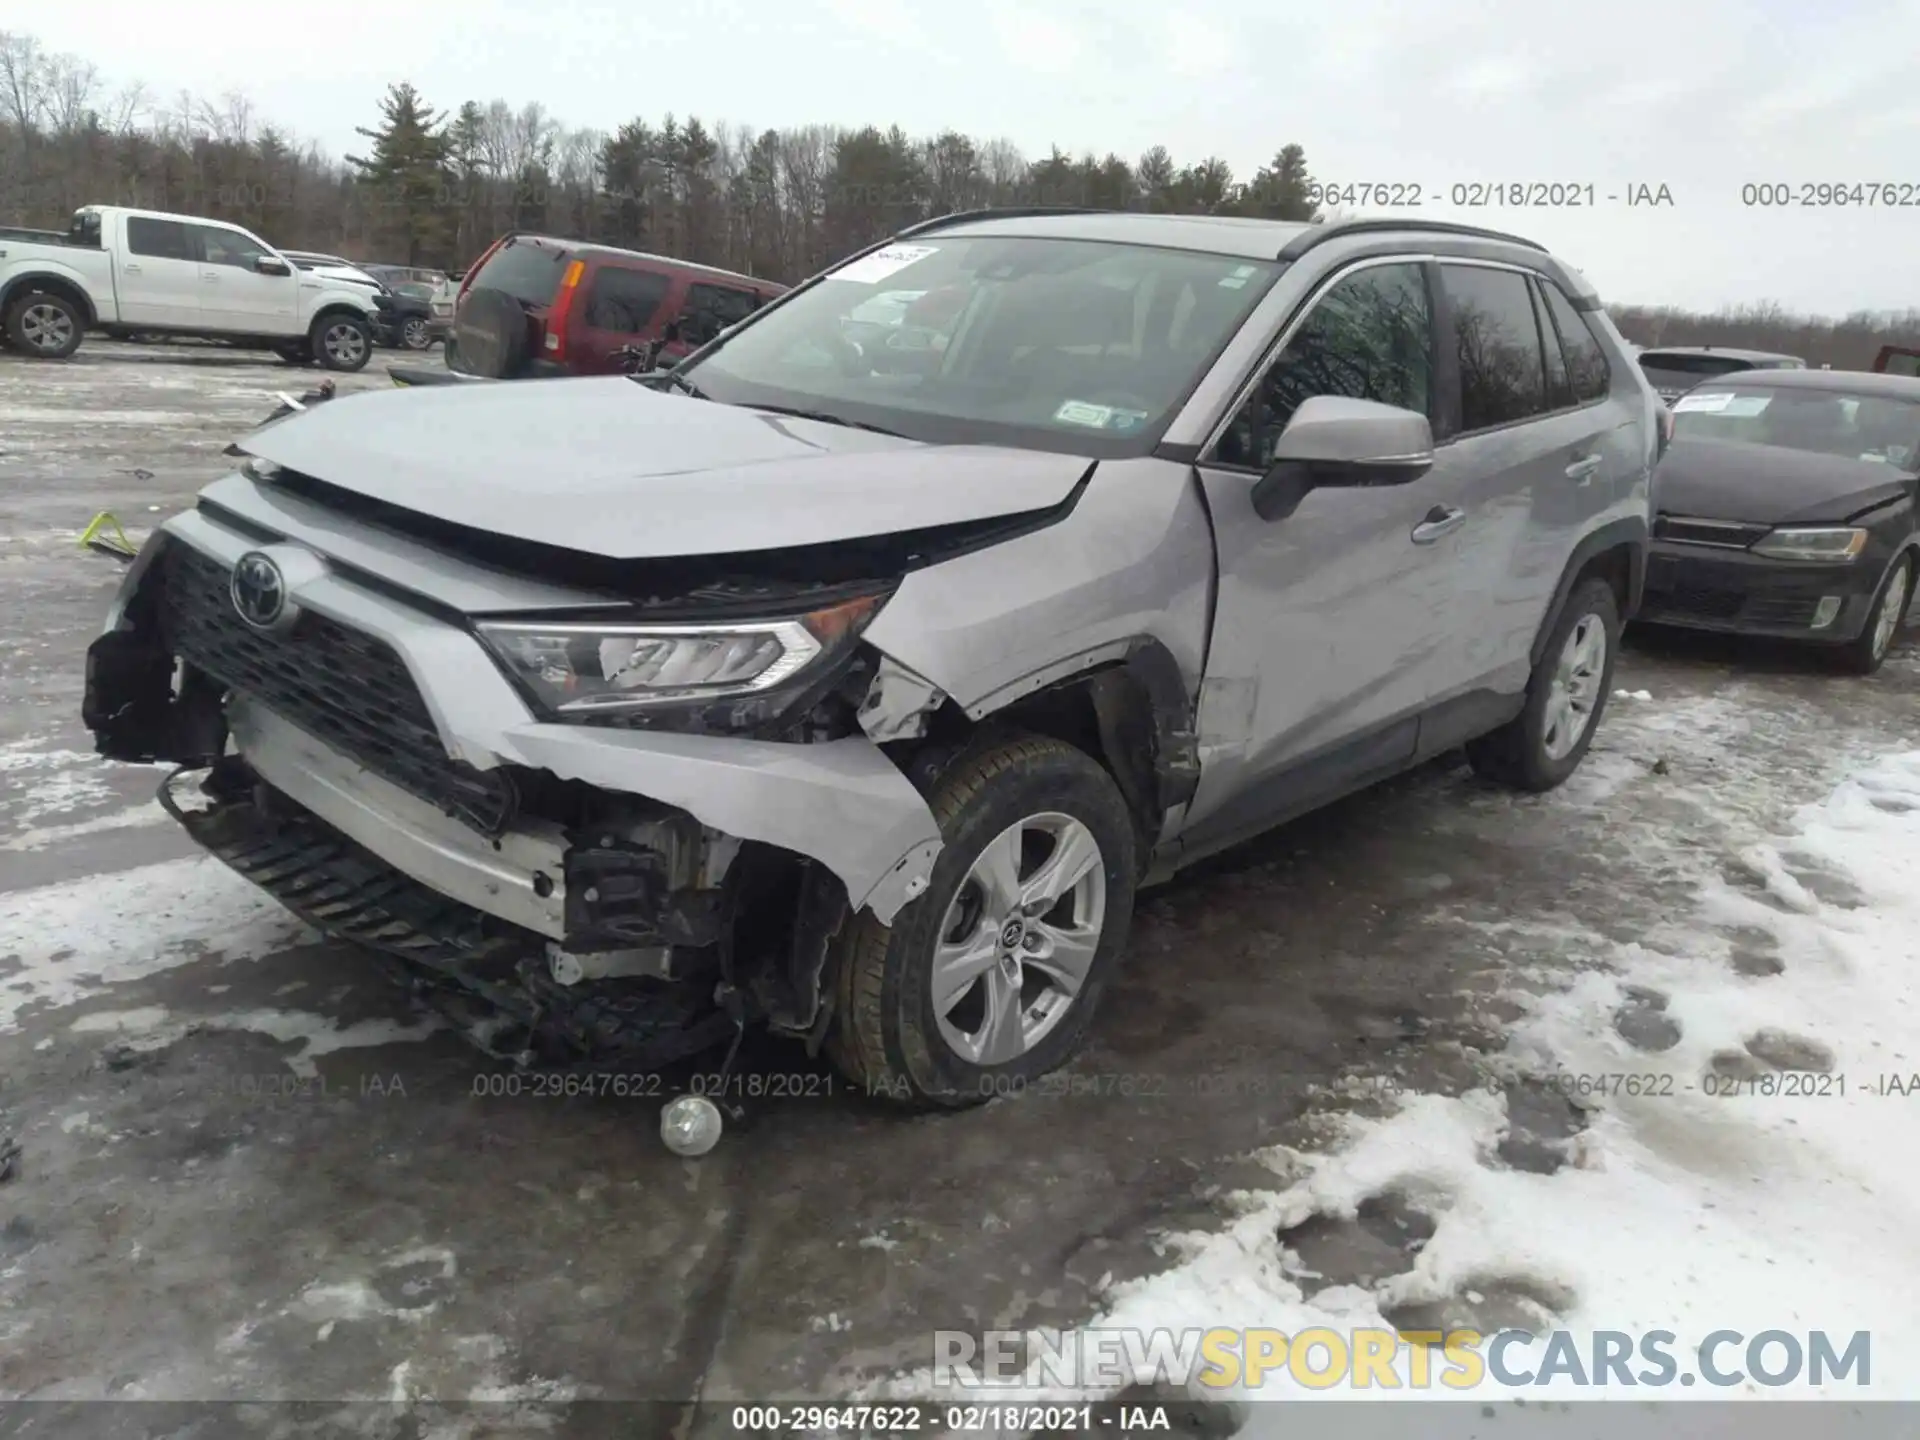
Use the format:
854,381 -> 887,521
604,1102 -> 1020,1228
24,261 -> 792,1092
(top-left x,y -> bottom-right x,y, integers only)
470,239 -> 570,306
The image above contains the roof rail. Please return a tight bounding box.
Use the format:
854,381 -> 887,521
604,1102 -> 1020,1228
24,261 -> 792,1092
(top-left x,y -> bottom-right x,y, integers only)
1275,216 -> 1548,261
896,206 -> 1113,239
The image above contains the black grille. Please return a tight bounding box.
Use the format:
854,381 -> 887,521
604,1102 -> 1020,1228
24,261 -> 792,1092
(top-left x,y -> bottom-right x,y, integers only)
158,542 -> 517,833
1655,514 -> 1768,548
1655,583 -> 1745,620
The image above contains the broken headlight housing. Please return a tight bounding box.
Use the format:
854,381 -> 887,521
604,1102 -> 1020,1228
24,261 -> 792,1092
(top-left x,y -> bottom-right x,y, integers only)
475,594 -> 883,719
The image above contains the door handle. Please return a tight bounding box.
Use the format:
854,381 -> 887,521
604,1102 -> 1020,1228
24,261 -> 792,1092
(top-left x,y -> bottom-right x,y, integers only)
1566,454 -> 1604,482
1411,505 -> 1466,544
203,274 -> 220,283
123,263 -> 142,273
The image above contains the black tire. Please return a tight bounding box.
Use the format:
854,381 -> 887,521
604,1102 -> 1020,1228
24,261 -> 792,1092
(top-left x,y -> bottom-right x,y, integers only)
1467,577 -> 1621,792
825,734 -> 1138,1108
5,289 -> 84,360
309,312 -> 372,372
453,287 -> 531,379
1832,553 -> 1913,676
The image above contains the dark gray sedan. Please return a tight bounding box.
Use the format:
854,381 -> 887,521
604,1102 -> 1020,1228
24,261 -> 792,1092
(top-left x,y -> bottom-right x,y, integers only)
1642,368 -> 1920,672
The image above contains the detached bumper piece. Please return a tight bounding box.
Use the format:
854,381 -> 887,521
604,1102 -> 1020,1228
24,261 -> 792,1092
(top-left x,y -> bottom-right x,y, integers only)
163,768 -> 736,1072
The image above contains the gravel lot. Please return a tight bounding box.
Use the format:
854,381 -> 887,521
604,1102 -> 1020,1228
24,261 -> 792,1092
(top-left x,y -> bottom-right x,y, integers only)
1,340 -> 1916,1425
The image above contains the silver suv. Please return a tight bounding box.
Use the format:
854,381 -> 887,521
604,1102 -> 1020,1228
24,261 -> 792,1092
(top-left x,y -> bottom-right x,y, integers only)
84,211 -> 1656,1131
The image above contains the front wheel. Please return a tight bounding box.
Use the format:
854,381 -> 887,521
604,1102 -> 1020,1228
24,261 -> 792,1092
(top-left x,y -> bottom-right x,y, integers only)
310,313 -> 372,372
1833,553 -> 1912,675
401,316 -> 431,350
5,290 -> 84,360
825,735 -> 1138,1107
1468,577 -> 1620,791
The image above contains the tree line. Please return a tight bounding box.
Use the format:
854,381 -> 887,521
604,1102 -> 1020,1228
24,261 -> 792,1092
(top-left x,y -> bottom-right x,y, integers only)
0,29 -> 1319,286
2,28 -> 1913,369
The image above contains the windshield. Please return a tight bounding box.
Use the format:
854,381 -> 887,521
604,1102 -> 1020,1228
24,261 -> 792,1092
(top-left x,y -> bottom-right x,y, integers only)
1670,385 -> 1920,468
677,235 -> 1282,454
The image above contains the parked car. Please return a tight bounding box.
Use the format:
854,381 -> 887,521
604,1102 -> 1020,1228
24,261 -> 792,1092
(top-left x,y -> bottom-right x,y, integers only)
82,210 -> 1654,1144
436,233 -> 786,380
1636,346 -> 1805,406
1641,369 -> 1920,671
1872,344 -> 1920,377
0,206 -> 381,368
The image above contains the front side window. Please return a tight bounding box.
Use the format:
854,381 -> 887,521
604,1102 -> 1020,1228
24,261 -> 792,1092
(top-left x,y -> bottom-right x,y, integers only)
1670,385 -> 1920,467
677,234 -> 1282,456
196,226 -> 271,269
1213,262 -> 1433,470
1442,264 -> 1549,432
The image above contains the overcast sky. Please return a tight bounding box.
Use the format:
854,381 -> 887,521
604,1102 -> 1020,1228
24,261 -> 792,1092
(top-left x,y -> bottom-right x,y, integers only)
5,0 -> 1915,315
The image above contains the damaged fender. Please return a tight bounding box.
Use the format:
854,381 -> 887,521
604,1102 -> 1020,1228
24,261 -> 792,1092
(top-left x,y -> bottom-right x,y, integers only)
496,726 -> 942,924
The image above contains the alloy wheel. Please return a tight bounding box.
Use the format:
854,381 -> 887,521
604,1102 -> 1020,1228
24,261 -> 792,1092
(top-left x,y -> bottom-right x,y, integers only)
323,322 -> 367,367
1543,614 -> 1607,761
931,812 -> 1108,1066
20,301 -> 74,354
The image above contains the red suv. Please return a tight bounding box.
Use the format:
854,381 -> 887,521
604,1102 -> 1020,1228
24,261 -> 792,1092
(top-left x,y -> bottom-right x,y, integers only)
446,234 -> 786,379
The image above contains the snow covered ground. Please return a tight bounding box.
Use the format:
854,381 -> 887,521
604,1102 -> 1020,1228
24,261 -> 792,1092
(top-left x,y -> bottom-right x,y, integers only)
881,740 -> 1920,1416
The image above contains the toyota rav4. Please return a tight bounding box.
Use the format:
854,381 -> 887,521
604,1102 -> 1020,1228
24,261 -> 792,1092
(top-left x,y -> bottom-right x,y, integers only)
83,210 -> 1657,1132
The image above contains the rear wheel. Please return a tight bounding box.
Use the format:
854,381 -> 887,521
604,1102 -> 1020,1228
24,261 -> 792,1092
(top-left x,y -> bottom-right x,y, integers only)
311,313 -> 371,372
5,290 -> 84,360
825,735 -> 1137,1108
1833,553 -> 1912,675
1468,577 -> 1620,791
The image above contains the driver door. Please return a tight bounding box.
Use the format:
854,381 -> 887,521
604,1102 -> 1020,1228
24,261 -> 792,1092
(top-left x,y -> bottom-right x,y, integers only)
1179,259 -> 1470,848
193,223 -> 299,332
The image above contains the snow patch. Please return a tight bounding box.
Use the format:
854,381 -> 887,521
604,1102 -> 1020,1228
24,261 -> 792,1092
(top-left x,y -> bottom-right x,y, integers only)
0,857 -> 309,1032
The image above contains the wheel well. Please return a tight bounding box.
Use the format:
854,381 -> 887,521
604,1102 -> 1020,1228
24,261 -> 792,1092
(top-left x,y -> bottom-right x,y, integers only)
2,274 -> 94,327
912,665 -> 1172,868
310,304 -> 371,331
1575,542 -> 1633,615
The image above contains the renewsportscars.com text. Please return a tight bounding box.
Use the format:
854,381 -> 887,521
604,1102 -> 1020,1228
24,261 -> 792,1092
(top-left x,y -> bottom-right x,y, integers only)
932,1326 -> 1873,1391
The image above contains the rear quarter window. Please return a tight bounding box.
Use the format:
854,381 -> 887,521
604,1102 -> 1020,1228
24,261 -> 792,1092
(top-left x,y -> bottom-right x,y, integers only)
471,240 -> 571,306
583,266 -> 671,333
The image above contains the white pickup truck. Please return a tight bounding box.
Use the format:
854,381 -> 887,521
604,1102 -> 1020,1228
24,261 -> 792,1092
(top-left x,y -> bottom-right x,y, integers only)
0,205 -> 383,370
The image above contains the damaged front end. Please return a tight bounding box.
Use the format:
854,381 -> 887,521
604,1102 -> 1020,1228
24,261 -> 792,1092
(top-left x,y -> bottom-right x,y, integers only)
82,510 -> 954,1082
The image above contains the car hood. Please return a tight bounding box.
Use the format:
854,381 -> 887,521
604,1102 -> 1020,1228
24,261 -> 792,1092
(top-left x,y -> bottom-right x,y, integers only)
1654,439 -> 1914,526
235,377 -> 1091,558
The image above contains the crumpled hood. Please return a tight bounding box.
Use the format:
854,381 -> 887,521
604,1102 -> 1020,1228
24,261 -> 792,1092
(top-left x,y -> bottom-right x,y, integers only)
1654,438 -> 1915,526
236,377 -> 1091,558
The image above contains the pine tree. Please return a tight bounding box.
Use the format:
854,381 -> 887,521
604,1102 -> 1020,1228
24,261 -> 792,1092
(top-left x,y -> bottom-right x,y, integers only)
346,82 -> 452,264
1248,144 -> 1319,222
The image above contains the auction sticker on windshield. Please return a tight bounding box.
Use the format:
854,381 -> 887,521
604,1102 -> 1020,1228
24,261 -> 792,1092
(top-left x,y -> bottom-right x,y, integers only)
1672,391 -> 1734,413
831,244 -> 940,285
1053,400 -> 1150,430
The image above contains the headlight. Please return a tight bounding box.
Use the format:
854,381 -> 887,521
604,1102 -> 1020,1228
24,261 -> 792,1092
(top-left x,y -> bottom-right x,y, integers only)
1749,527 -> 1868,562
475,594 -> 882,717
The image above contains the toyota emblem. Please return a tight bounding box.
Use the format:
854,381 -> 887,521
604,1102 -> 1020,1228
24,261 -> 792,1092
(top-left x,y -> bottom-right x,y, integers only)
230,551 -> 288,630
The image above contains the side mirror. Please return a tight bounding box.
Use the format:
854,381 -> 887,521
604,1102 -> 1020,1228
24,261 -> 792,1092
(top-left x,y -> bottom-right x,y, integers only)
254,255 -> 291,276
1249,396 -> 1435,522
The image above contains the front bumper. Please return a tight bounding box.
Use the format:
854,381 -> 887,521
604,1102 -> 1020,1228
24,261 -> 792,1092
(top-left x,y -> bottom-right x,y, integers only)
1638,540 -> 1885,641
86,509 -> 944,944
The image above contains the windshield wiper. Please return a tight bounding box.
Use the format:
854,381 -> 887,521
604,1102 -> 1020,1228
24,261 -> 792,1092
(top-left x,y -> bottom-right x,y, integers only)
746,403 -> 905,438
